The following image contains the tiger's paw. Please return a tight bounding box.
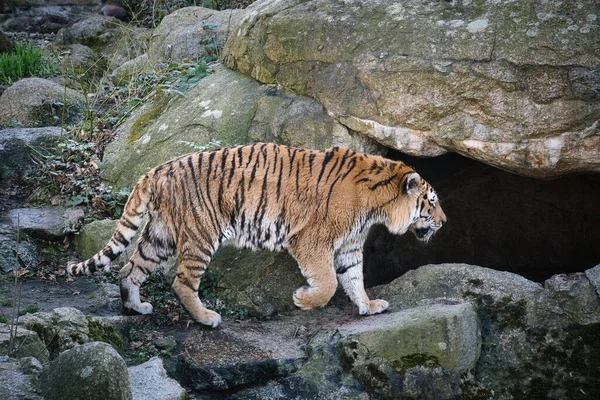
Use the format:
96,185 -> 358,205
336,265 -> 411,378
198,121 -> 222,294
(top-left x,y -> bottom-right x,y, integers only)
194,309 -> 222,328
360,299 -> 389,315
293,287 -> 316,310
123,301 -> 153,316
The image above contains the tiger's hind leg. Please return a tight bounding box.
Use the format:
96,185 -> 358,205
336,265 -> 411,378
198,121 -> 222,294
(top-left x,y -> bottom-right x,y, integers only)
171,242 -> 222,328
119,214 -> 174,315
288,239 -> 338,310
335,245 -> 388,315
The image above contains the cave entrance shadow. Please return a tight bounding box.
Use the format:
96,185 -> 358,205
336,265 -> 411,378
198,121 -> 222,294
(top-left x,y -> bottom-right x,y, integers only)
363,150 -> 600,287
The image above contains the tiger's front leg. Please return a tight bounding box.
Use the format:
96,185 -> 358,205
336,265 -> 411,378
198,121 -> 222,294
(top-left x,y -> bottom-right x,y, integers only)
335,245 -> 389,315
288,242 -> 338,310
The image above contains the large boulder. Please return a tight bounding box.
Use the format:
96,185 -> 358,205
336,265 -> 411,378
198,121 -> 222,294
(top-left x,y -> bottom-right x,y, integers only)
18,307 -> 122,360
0,78 -> 86,127
7,206 -> 84,241
150,6 -> 244,62
101,66 -> 382,190
54,15 -> 150,73
40,341 -> 132,400
223,0 -> 600,178
338,303 -> 480,373
373,263 -> 600,399
211,246 -> 305,318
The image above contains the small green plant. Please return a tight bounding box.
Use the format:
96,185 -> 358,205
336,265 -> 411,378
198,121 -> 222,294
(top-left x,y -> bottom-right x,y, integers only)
0,42 -> 56,85
0,299 -> 13,307
28,134 -> 131,224
19,304 -> 39,315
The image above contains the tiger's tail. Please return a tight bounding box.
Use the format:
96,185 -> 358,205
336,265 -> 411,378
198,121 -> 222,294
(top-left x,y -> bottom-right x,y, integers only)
67,175 -> 154,276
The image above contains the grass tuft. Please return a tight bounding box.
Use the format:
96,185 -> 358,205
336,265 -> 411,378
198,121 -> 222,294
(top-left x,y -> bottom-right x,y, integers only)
0,42 -> 56,85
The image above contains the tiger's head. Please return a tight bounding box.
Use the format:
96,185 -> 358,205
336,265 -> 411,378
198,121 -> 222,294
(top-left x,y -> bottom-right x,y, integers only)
405,173 -> 446,242
383,171 -> 446,242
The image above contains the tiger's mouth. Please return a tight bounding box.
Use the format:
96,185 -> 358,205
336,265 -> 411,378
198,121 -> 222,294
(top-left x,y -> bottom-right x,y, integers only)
413,227 -> 435,242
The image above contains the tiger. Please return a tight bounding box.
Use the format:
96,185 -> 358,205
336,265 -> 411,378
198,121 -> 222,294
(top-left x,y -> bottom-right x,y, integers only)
67,143 -> 446,327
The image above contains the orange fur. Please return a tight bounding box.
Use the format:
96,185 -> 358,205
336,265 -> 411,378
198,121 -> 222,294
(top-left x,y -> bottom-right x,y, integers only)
68,143 -> 446,326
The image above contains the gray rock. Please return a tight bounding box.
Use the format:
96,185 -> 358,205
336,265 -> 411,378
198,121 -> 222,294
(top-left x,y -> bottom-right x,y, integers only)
585,264 -> 600,297
7,206 -> 84,241
0,357 -> 42,400
110,54 -> 152,86
129,357 -> 187,400
0,127 -> 62,179
101,66 -> 381,191
40,341 -> 132,400
223,0 -> 600,178
0,233 -> 39,273
0,325 -> 49,364
55,44 -> 100,76
0,78 -> 86,127
212,246 -> 305,318
150,6 -> 244,63
338,303 -> 481,373
19,307 -> 90,359
19,356 -> 42,375
375,264 -> 600,399
54,15 -> 150,74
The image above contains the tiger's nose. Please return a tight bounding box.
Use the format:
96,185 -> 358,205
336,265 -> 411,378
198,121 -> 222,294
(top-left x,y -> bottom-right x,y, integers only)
440,210 -> 447,225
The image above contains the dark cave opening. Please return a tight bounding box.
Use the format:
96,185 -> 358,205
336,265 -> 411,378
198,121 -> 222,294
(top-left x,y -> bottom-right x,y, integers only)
363,150 -> 600,287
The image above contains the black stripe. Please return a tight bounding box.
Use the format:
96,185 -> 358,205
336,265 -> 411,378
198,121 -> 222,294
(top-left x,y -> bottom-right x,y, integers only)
112,230 -> 130,247
103,246 -> 117,261
245,144 -> 256,167
336,260 -> 361,274
249,158 -> 259,187
341,158 -> 357,181
369,175 -> 396,191
309,153 -> 316,175
325,158 -> 339,183
227,150 -> 236,187
325,174 -> 342,216
121,218 -> 138,230
295,164 -> 300,199
288,149 -> 298,177
138,246 -> 160,263
317,150 -> 335,187
237,146 -> 244,166
276,162 -> 284,201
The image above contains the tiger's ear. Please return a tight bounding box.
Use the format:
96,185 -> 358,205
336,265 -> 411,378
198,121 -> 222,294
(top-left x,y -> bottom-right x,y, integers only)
402,172 -> 421,195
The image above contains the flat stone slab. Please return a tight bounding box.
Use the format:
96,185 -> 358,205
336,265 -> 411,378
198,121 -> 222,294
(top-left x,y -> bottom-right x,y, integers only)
7,206 -> 84,241
338,303 -> 481,372
129,357 -> 187,400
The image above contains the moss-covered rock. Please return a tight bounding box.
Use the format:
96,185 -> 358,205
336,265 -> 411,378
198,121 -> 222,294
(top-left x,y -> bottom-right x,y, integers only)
0,325 -> 50,364
223,0 -> 600,178
87,316 -> 123,352
375,264 -> 600,398
40,341 -> 132,400
211,246 -> 305,318
101,65 -> 382,190
0,78 -> 86,127
338,303 -> 481,373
